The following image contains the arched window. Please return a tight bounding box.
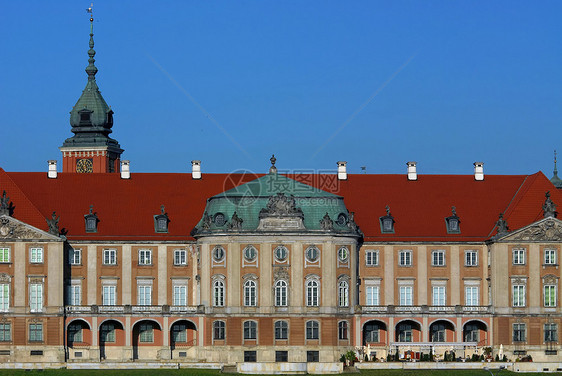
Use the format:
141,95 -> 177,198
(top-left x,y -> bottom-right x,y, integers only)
213,320 -> 225,340
338,321 -> 348,340
243,321 -> 257,340
213,279 -> 224,307
306,320 -> 319,340
338,280 -> 349,307
275,320 -> 288,340
244,280 -> 257,306
275,280 -> 288,307
306,279 -> 319,307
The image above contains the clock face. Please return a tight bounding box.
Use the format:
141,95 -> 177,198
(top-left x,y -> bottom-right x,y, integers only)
76,158 -> 93,173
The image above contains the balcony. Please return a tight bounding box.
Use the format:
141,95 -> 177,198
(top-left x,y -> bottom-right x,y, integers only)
65,305 -> 201,314
361,305 -> 491,314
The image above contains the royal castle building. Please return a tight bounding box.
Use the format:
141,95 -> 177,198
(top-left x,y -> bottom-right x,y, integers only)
1,16 -> 562,367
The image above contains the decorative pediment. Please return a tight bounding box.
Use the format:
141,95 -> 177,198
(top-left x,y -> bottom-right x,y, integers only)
259,193 -> 304,218
0,215 -> 61,241
498,218 -> 562,242
273,266 -> 290,281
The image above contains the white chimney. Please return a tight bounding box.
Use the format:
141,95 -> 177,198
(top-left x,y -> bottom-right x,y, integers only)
120,160 -> 130,179
337,161 -> 347,180
407,161 -> 417,181
474,162 -> 484,181
191,160 -> 202,180
47,160 -> 57,179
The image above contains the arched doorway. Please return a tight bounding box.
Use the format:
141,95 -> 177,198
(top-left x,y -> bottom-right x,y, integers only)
170,320 -> 197,359
395,320 -> 421,342
132,319 -> 162,360
99,319 -> 124,361
429,320 -> 455,342
463,320 -> 488,344
363,320 -> 387,345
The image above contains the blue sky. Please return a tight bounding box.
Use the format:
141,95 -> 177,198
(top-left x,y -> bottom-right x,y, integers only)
1,1 -> 561,175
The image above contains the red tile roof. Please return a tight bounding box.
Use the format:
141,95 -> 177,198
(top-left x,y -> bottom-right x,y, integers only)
1,168 -> 559,242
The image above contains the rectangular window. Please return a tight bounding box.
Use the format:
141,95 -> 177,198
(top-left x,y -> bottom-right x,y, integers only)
431,250 -> 445,266
244,351 -> 257,362
465,286 -> 479,306
243,322 -> 257,340
139,324 -> 153,343
545,249 -> 557,265
465,250 -> 478,266
399,250 -> 412,266
545,323 -> 558,342
275,351 -> 288,362
0,248 -> 10,263
513,285 -> 526,307
366,250 -> 378,266
103,249 -> 117,265
0,284 -> 9,312
399,286 -> 413,306
67,284 -> 81,306
173,285 -> 187,306
137,285 -> 152,306
30,248 -> 43,263
432,286 -> 446,306
307,351 -> 319,362
172,324 -> 187,343
366,286 -> 379,306
0,323 -> 10,342
29,323 -> 43,342
29,283 -> 43,312
513,323 -> 526,342
513,248 -> 525,265
102,285 -> 116,306
69,249 -> 81,265
138,249 -> 152,265
174,249 -> 187,266
544,285 -> 556,307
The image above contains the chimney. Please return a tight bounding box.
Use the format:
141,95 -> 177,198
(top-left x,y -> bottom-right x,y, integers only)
407,161 -> 417,181
191,160 -> 202,180
47,160 -> 57,179
474,162 -> 484,181
120,160 -> 130,179
337,161 -> 347,180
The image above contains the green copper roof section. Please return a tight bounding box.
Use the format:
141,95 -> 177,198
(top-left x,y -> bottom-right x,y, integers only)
551,150 -> 562,189
215,174 -> 342,199
192,172 -> 359,235
61,14 -> 122,152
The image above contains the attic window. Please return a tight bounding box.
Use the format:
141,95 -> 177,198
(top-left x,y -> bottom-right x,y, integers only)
80,113 -> 90,122
214,213 -> 226,227
445,206 -> 461,234
379,205 -> 395,234
84,205 -> 98,233
154,205 -> 169,233
78,109 -> 93,125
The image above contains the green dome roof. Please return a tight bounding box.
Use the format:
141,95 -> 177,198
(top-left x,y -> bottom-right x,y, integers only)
191,173 -> 361,236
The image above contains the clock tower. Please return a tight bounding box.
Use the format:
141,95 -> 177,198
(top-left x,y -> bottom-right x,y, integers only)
59,13 -> 123,173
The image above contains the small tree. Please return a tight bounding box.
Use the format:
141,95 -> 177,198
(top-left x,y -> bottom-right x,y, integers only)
429,348 -> 434,361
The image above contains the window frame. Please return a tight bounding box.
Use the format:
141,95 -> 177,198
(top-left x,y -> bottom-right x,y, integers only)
100,323 -> 116,343
465,250 -> 478,267
306,320 -> 319,340
366,285 -> 379,306
243,320 -> 257,340
103,249 -> 117,265
545,323 -> 558,342
338,321 -> 348,340
432,286 -> 446,306
512,248 -> 526,265
545,249 -> 557,265
29,283 -> 43,312
139,323 -> 154,343
213,320 -> 226,340
243,279 -> 257,307
68,324 -> 83,343
306,279 -> 319,307
173,284 -> 187,306
213,279 -> 225,307
513,323 -> 526,342
544,284 -> 556,307
0,248 -> 10,263
512,284 -> 526,307
399,285 -> 413,306
137,284 -> 152,306
0,323 -> 11,342
174,249 -> 187,266
365,250 -> 379,266
431,250 -> 445,267
102,285 -> 117,306
67,284 -> 81,306
0,283 -> 9,312
399,250 -> 412,267
338,280 -> 349,307
465,286 -> 479,306
69,248 -> 81,265
274,320 -> 288,340
29,323 -> 43,342
274,280 -> 288,307
138,249 -> 152,265
30,247 -> 43,264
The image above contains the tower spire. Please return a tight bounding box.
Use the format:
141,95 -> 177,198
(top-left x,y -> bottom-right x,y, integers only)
550,150 -> 562,189
85,3 -> 98,80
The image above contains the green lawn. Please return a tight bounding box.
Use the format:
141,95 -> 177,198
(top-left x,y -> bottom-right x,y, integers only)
0,369 -> 560,376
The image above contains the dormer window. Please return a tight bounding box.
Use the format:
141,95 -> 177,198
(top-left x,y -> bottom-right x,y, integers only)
445,206 -> 461,234
154,205 -> 169,233
379,205 -> 395,234
84,205 -> 98,233
78,109 -> 93,125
